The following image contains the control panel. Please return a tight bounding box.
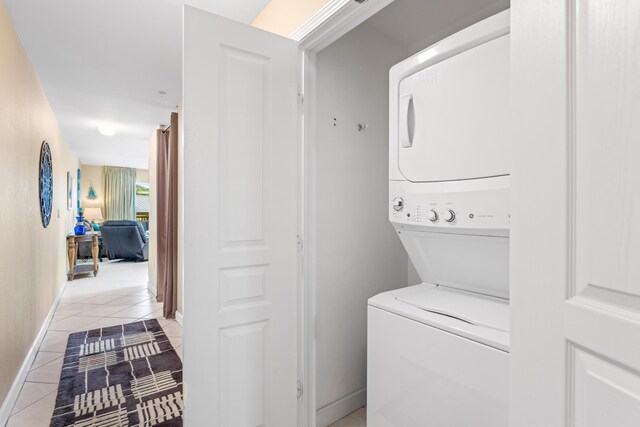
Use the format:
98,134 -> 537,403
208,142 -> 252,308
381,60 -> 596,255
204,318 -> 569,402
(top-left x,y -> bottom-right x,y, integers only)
389,179 -> 510,232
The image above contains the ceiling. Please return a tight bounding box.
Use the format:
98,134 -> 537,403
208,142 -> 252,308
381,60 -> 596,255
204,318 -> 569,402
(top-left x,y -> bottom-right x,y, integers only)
5,0 -> 270,169
366,0 -> 509,54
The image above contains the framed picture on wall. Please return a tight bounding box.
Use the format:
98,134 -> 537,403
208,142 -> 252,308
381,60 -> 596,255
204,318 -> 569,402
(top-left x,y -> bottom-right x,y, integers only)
77,168 -> 81,211
67,171 -> 73,211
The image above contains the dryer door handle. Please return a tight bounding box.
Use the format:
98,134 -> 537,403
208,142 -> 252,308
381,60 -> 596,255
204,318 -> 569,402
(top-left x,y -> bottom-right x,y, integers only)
400,94 -> 415,148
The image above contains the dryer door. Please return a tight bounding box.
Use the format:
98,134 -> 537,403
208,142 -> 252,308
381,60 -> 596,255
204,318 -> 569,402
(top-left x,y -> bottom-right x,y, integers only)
398,34 -> 510,182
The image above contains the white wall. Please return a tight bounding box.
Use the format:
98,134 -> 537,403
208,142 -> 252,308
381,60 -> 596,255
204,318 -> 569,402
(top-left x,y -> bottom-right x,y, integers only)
148,131 -> 158,296
314,23 -> 410,423
176,106 -> 184,316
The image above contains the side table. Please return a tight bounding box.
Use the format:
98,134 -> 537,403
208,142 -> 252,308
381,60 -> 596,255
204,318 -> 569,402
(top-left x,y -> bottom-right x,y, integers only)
67,233 -> 99,280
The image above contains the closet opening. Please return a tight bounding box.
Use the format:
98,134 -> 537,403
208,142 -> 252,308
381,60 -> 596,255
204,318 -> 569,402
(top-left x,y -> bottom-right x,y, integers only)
305,0 -> 510,425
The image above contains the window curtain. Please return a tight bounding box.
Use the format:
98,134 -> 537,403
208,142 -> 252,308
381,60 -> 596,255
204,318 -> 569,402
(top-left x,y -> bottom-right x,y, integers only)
156,112 -> 178,318
103,166 -> 136,220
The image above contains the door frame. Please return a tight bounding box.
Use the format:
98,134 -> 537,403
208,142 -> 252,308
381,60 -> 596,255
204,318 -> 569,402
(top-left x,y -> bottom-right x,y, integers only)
291,1 -> 394,425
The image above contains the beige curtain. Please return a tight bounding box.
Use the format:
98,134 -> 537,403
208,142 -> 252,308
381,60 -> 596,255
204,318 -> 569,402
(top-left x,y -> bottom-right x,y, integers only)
156,112 -> 178,318
103,167 -> 136,220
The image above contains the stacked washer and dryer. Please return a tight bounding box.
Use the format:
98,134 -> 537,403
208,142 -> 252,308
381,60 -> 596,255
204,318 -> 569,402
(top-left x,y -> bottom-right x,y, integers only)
367,11 -> 511,427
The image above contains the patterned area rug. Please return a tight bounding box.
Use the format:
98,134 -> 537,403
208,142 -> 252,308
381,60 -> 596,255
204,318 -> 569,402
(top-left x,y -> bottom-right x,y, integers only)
50,319 -> 183,426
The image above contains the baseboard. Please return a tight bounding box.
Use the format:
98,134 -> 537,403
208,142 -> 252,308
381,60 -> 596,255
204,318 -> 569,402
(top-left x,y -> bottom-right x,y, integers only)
316,387 -> 366,427
147,280 -> 157,298
0,280 -> 67,426
175,310 -> 183,327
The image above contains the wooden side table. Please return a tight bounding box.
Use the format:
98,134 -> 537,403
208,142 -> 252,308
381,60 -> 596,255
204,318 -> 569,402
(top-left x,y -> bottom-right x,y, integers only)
67,233 -> 99,280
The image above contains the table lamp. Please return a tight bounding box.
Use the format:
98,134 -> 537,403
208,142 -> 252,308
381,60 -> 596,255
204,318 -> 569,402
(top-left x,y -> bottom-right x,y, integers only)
83,207 -> 103,231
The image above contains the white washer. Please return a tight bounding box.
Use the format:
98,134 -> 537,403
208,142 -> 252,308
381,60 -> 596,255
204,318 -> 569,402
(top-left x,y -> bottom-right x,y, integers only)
368,10 -> 511,427
368,285 -> 508,427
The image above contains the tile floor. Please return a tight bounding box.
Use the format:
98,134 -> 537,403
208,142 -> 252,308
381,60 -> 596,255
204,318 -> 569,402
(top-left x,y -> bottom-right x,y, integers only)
5,260 -> 182,427
329,407 -> 366,427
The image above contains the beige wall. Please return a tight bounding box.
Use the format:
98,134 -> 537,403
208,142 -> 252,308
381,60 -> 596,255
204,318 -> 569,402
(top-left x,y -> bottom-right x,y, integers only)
0,0 -> 79,404
136,169 -> 149,182
80,164 -> 104,212
79,165 -> 148,214
252,0 -> 331,37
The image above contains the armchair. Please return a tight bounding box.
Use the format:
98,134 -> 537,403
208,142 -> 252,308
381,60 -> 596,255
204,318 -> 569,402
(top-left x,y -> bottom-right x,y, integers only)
101,220 -> 149,261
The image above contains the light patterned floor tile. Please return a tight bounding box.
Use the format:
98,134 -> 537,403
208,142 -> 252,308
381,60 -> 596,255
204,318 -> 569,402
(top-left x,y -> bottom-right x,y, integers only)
75,294 -> 125,305
54,303 -> 101,316
132,299 -> 163,310
50,314 -> 70,323
329,407 -> 367,427
109,305 -> 157,319
84,316 -> 141,330
48,315 -> 104,332
26,357 -> 64,384
140,307 -> 164,319
30,351 -> 64,371
94,286 -> 146,296
162,322 -> 183,338
6,390 -> 57,427
39,331 -> 70,352
109,294 -> 153,306
10,382 -> 58,415
58,294 -> 93,304
78,304 -> 132,317
167,336 -> 182,349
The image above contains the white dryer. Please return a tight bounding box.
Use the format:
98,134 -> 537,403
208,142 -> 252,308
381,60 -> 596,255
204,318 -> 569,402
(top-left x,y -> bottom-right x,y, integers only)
368,10 -> 511,427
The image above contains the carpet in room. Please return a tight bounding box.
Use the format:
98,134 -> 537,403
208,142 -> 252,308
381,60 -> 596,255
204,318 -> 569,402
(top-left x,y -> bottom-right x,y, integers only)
49,319 -> 183,426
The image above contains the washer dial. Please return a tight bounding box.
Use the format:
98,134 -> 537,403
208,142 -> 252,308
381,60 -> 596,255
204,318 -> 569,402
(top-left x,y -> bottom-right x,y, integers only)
443,210 -> 456,222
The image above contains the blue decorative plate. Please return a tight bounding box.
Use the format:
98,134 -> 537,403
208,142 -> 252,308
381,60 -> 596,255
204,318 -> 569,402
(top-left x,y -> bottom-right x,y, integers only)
39,141 -> 53,228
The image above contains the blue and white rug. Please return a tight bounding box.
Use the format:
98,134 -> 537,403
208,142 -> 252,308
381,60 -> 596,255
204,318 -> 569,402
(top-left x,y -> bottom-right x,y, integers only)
50,319 -> 183,426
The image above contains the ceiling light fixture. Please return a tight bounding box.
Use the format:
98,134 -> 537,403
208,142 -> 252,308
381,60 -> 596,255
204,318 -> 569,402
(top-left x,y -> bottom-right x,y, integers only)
98,123 -> 117,136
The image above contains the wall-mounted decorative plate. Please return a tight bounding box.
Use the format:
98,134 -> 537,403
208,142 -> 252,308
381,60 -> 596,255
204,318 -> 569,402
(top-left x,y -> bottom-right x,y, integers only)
39,141 -> 53,228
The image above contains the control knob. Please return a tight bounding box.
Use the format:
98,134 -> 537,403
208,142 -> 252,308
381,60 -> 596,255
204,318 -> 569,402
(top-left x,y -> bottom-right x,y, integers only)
443,209 -> 456,222
392,197 -> 404,211
427,210 -> 438,222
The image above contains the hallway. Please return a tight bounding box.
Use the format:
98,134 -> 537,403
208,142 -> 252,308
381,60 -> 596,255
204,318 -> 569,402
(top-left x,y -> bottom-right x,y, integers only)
5,261 -> 183,426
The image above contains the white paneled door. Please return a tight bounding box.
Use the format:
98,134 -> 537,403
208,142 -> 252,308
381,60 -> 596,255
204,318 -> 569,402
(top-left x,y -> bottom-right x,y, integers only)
512,1 -> 640,426
183,6 -> 298,426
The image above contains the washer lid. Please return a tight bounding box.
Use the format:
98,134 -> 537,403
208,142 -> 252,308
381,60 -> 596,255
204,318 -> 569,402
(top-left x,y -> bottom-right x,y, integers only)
396,285 -> 509,333
369,283 -> 510,351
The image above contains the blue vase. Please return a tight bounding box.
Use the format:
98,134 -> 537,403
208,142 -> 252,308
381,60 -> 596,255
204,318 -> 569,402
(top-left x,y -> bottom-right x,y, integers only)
74,216 -> 87,235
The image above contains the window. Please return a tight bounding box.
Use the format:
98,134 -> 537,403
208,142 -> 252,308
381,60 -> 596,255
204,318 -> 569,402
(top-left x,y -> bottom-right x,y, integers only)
135,182 -> 149,222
